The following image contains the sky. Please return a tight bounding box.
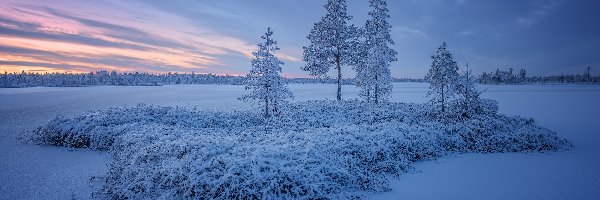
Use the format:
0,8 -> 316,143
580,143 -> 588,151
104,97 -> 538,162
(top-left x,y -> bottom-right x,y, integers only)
0,0 -> 599,78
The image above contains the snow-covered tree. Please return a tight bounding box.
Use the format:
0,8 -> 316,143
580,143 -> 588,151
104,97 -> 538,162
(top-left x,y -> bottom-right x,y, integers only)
355,0 -> 397,104
585,66 -> 592,82
240,27 -> 293,118
425,42 -> 459,114
456,64 -> 483,118
302,0 -> 361,101
519,68 -> 527,83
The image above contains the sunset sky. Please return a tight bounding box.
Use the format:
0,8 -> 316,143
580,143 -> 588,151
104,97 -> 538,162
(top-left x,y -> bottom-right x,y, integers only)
0,0 -> 598,78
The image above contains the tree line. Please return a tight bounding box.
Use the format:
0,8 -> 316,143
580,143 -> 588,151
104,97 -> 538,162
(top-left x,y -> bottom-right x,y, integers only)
0,70 -> 419,88
479,66 -> 599,84
0,70 -> 246,88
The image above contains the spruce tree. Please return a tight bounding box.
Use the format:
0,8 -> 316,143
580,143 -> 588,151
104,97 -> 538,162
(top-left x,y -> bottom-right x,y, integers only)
425,42 -> 459,114
356,0 -> 397,104
586,66 -> 592,82
519,68 -> 527,83
302,0 -> 360,101
240,27 -> 293,117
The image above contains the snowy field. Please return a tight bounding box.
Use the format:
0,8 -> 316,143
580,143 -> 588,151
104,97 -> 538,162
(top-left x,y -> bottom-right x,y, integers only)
0,83 -> 598,199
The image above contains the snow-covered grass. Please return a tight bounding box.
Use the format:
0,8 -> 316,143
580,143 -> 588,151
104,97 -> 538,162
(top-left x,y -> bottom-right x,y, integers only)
23,99 -> 571,199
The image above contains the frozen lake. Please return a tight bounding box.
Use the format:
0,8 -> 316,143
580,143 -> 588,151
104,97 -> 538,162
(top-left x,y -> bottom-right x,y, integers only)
1,83 -> 599,199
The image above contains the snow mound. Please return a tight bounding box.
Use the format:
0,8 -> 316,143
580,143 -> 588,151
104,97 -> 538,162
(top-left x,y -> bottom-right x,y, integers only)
23,100 -> 571,199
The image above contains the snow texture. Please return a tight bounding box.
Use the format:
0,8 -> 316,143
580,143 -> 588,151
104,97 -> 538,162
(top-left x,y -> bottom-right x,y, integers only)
23,99 -> 571,199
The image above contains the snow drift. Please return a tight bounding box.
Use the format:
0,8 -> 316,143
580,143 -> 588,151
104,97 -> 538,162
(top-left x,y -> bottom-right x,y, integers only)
23,100 -> 571,199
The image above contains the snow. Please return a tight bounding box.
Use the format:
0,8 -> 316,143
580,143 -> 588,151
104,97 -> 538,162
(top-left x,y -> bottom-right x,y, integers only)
372,84 -> 600,200
0,87 -> 83,95
1,83 -> 598,199
0,85 -> 248,199
22,98 -> 567,199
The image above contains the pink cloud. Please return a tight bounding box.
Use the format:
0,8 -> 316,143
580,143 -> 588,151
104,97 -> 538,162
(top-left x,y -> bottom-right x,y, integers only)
0,0 -> 263,74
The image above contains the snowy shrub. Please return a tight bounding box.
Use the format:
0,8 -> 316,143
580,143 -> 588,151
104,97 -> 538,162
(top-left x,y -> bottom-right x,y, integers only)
25,100 -> 571,199
445,98 -> 499,121
23,103 -> 265,150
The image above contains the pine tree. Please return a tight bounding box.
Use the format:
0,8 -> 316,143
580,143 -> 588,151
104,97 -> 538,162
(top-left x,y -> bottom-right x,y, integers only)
355,0 -> 397,104
425,42 -> 459,114
585,66 -> 592,83
240,27 -> 293,118
302,0 -> 361,101
507,68 -> 517,83
456,64 -> 483,118
519,68 -> 527,83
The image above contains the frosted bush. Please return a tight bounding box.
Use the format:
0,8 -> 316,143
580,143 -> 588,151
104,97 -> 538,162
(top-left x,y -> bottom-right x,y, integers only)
23,103 -> 265,150
25,100 -> 571,199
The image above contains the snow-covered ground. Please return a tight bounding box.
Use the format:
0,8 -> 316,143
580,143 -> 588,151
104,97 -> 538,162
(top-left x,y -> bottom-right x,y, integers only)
0,83 -> 598,199
374,84 -> 600,200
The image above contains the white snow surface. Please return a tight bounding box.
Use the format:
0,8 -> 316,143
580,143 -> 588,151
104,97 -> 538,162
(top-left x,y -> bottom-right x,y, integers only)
373,84 -> 600,200
1,83 -> 599,199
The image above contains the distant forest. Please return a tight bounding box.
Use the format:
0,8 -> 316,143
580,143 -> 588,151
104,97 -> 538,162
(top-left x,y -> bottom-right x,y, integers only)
0,67 -> 597,88
0,70 -> 422,88
478,66 -> 599,84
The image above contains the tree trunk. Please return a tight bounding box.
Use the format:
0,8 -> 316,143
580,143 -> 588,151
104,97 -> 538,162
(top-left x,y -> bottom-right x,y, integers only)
441,84 -> 445,113
336,54 -> 342,102
265,98 -> 269,118
374,75 -> 379,104
273,100 -> 278,116
587,66 -> 592,83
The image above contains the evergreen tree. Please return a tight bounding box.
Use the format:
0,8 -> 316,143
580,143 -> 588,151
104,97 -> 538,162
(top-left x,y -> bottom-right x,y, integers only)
519,68 -> 527,83
425,42 -> 459,114
493,69 -> 501,84
586,66 -> 592,82
507,68 -> 515,83
456,64 -> 483,118
240,27 -> 293,118
302,0 -> 360,101
355,0 -> 397,104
